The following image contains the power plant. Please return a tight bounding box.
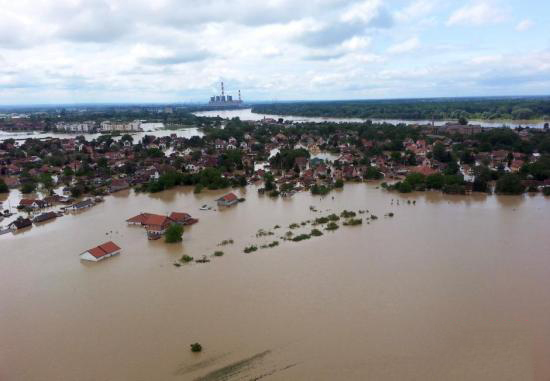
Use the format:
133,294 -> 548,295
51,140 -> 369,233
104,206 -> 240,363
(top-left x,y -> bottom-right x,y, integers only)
208,82 -> 244,108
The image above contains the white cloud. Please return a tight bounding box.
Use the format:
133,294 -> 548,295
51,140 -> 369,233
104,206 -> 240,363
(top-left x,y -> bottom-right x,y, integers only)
470,55 -> 502,65
387,37 -> 420,54
0,0 -> 547,103
395,0 -> 436,22
447,2 -> 507,26
341,0 -> 389,25
341,36 -> 372,51
515,19 -> 534,32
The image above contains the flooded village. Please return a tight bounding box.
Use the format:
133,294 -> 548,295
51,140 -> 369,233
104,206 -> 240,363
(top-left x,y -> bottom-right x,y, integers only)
1,110 -> 550,380
2,0 -> 550,378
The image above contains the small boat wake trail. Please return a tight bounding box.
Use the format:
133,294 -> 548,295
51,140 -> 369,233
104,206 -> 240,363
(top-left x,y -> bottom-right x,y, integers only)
192,350 -> 297,381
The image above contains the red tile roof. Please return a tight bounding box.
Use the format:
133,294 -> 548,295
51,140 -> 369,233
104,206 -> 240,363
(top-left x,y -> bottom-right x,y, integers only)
411,166 -> 438,176
88,247 -> 107,258
86,241 -> 121,258
143,214 -> 173,227
98,241 -> 121,254
126,213 -> 153,224
220,193 -> 238,202
169,212 -> 191,222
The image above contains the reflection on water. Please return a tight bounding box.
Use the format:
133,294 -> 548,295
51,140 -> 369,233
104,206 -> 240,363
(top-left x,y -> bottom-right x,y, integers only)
1,183 -> 549,381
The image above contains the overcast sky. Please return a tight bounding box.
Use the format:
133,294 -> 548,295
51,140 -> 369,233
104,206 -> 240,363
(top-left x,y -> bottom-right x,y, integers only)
0,0 -> 549,104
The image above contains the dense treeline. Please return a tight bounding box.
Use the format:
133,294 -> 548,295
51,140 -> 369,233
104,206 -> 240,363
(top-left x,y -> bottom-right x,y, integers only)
141,168 -> 236,193
252,97 -> 550,121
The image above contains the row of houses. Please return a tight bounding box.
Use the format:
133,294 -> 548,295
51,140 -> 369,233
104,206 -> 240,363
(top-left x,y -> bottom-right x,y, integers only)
55,121 -> 96,132
3,211 -> 60,232
100,120 -> 142,132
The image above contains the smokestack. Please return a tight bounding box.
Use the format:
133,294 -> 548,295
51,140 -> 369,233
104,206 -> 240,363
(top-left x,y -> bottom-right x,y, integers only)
238,90 -> 241,101
221,82 -> 225,97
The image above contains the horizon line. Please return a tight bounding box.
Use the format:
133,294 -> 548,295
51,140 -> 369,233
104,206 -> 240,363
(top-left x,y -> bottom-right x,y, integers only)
1,94 -> 550,109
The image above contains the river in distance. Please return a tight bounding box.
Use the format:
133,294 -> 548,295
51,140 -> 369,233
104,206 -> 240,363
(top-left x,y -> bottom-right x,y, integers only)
194,108 -> 548,129
1,183 -> 550,380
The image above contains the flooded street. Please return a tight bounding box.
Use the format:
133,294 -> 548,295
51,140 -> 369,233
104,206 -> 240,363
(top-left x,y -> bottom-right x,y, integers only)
1,184 -> 550,380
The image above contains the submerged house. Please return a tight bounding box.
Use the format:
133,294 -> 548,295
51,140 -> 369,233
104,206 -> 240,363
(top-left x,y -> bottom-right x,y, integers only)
126,212 -> 153,225
216,192 -> 239,207
127,213 -> 174,239
80,241 -> 121,262
169,212 -> 198,226
127,211 -> 198,239
68,199 -> 95,211
19,199 -> 42,209
32,211 -> 57,224
143,214 -> 173,239
8,217 -> 32,231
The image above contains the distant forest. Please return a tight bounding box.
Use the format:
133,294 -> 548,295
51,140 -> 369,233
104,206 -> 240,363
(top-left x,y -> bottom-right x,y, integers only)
252,97 -> 550,121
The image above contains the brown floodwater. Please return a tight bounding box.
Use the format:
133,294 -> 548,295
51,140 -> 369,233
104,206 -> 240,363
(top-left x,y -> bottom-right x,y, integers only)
1,184 -> 550,381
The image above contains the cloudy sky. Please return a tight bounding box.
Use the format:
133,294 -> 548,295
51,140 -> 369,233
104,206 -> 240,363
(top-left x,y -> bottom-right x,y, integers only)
1,0 -> 549,104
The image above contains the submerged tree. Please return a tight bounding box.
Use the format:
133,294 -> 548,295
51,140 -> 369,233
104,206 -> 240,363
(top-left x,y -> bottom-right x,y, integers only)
165,224 -> 184,243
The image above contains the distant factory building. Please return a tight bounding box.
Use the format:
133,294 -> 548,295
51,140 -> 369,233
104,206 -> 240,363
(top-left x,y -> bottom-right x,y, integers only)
208,82 -> 244,108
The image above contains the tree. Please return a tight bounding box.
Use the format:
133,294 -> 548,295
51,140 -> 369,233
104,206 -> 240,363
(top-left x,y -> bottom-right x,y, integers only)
63,166 -> 74,177
473,166 -> 492,193
97,157 -> 109,168
458,116 -> 468,125
21,182 -> 37,194
38,173 -> 54,190
264,172 -> 276,191
364,166 -> 383,180
433,143 -> 451,162
70,186 -> 83,198
397,181 -> 413,193
404,173 -> 426,189
444,161 -> 459,175
120,134 -> 133,143
426,173 -> 445,189
190,343 -> 202,352
0,179 -> 8,193
495,173 -> 525,195
165,224 -> 184,243
460,150 -> 475,165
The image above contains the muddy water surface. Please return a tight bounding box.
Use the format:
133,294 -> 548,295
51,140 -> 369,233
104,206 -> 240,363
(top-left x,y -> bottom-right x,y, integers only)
1,184 -> 550,380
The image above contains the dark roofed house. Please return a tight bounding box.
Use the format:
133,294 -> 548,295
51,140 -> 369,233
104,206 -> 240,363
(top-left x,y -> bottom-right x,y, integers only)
33,211 -> 58,224
68,199 -> 95,211
80,241 -> 121,262
216,192 -> 239,207
9,217 -> 32,231
34,199 -> 48,209
44,195 -> 62,205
